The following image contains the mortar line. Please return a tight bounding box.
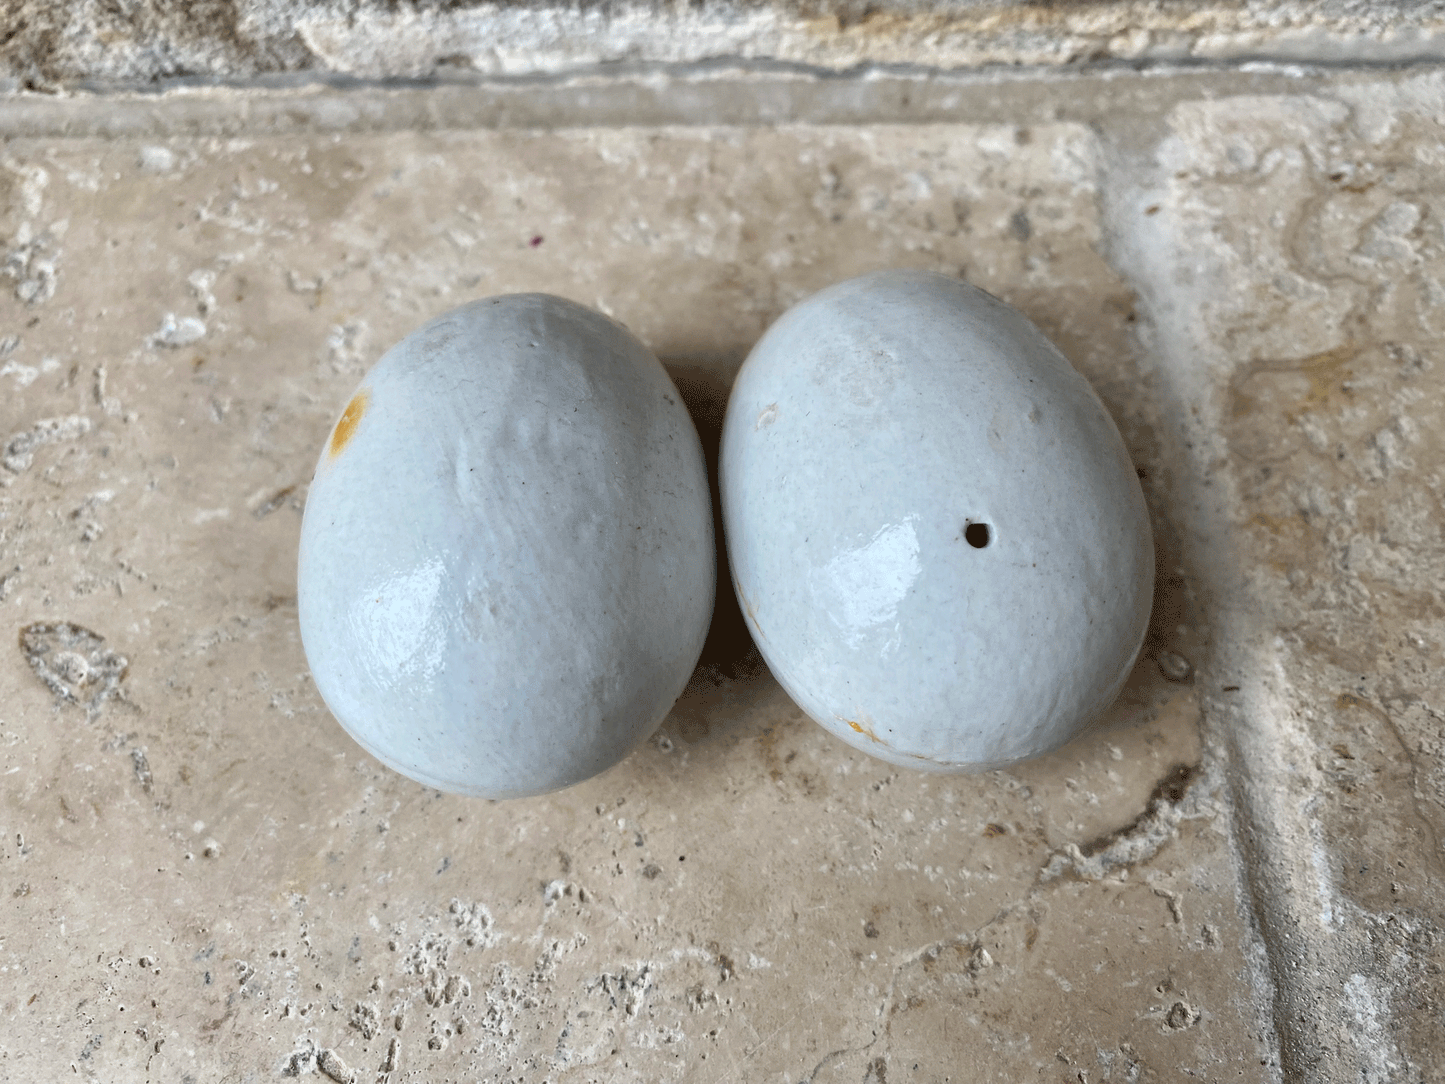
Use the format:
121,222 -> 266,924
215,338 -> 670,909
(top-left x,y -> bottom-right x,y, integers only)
1,61 -> 1444,141
19,48 -> 1445,100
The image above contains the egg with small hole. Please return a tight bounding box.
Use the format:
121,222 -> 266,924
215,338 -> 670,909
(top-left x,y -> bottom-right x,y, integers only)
720,270 -> 1153,769
298,295 -> 714,798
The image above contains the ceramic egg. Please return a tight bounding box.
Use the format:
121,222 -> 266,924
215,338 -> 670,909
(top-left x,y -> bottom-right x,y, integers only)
719,269 -> 1153,770
298,295 -> 715,798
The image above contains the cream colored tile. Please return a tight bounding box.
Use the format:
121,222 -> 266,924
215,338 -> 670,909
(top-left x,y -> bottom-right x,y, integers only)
1,120 -> 1260,1081
1124,72 -> 1445,1082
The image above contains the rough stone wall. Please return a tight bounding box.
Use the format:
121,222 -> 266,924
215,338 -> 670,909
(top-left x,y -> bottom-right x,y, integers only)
2,0 -> 1445,89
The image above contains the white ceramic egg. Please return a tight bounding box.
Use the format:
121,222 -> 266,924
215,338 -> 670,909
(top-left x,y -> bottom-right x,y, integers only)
719,270 -> 1153,770
298,295 -> 714,798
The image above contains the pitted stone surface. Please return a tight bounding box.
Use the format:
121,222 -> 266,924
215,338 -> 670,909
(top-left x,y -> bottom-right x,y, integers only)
5,64 -> 1445,1083
1114,72 -> 1445,1082
0,115 -> 1273,1081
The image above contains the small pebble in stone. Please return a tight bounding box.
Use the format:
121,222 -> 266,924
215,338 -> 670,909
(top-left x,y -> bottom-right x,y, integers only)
318,1048 -> 353,1083
1157,650 -> 1193,683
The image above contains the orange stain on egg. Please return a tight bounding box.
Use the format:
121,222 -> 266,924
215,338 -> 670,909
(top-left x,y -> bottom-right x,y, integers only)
838,715 -> 885,744
329,389 -> 370,459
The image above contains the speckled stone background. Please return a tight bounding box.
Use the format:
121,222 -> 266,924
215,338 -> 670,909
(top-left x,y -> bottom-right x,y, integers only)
0,40 -> 1442,1084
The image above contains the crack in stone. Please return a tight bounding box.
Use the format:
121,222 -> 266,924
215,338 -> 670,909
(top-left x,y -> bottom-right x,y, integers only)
1039,762 -> 1200,882
856,760 -> 1209,1073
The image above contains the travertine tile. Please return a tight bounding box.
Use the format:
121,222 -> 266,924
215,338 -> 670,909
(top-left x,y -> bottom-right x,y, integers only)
1119,72 -> 1445,1082
0,118 -> 1273,1081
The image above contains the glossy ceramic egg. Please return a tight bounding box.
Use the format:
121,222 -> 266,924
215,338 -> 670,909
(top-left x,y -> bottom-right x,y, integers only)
720,270 -> 1153,770
298,295 -> 714,798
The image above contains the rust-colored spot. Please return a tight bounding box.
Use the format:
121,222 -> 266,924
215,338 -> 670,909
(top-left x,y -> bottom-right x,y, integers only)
1335,691 -> 1394,733
735,583 -> 768,644
838,715 -> 885,744
982,822 -> 1007,838
329,389 -> 370,458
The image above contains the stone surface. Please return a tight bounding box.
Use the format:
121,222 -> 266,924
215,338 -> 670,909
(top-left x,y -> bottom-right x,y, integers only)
2,0 -> 1445,89
0,108 -> 1270,1081
0,61 -> 1443,1083
1110,71 -> 1445,1083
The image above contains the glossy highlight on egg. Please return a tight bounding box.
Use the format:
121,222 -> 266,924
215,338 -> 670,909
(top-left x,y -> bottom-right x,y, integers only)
298,295 -> 715,798
719,269 -> 1154,770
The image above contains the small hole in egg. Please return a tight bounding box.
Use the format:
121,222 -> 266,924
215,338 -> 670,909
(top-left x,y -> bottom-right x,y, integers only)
965,522 -> 991,549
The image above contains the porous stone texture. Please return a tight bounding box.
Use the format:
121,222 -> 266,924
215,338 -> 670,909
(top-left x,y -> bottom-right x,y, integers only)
1111,72 -> 1445,1082
0,61 -> 1442,1083
2,0 -> 1445,89
0,110 -> 1270,1080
